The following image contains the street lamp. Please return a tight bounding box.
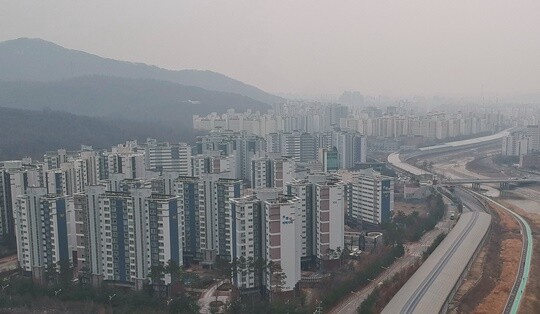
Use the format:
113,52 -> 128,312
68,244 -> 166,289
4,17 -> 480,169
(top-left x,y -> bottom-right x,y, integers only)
2,284 -> 11,302
109,293 -> 116,308
314,300 -> 323,314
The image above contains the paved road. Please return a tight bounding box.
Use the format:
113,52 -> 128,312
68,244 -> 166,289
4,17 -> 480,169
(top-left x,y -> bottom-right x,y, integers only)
329,221 -> 448,314
432,147 -> 533,314
198,279 -> 228,314
0,255 -> 17,273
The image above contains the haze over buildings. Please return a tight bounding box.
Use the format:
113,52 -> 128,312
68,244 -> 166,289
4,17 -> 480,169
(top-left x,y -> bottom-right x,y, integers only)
1,1 -> 540,312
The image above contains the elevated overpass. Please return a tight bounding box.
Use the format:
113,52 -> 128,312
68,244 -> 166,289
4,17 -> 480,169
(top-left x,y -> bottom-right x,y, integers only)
389,128 -> 514,178
443,178 -> 540,184
441,177 -> 540,191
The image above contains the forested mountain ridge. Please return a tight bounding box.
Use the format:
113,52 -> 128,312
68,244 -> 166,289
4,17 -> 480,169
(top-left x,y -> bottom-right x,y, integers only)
0,38 -> 283,105
0,76 -> 269,126
0,107 -> 203,160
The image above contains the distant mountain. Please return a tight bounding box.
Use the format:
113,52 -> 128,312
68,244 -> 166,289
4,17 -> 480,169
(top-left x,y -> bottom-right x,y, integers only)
0,76 -> 269,126
0,107 -> 204,160
0,38 -> 283,105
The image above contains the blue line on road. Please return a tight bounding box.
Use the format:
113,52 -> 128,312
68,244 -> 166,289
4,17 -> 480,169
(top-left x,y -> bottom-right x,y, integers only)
473,192 -> 533,314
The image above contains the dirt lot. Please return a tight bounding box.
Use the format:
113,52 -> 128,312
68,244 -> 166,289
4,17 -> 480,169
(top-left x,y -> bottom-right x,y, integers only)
452,201 -> 522,313
394,200 -> 428,216
465,155 -> 508,178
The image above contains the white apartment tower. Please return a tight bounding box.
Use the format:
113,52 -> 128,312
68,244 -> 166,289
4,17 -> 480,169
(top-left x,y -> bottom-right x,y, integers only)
15,187 -> 48,273
264,195 -> 302,292
348,169 -> 394,224
230,195 -> 263,290
286,180 -> 313,260
251,157 -> 272,189
174,176 -> 206,262
145,140 -> 192,175
15,188 -> 73,275
315,181 -> 345,260
502,131 -> 530,157
145,194 -> 183,285
272,158 -> 295,194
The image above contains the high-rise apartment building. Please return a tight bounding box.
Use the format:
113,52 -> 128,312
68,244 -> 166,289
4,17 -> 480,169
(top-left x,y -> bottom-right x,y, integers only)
81,186 -> 184,288
334,131 -> 366,169
502,131 -> 530,156
146,193 -> 183,285
272,158 -> 295,194
95,190 -> 140,283
0,169 -> 13,241
194,130 -> 266,182
174,176 -> 205,262
14,188 -> 71,275
318,148 -> 339,172
251,157 -> 272,189
214,178 -> 243,258
315,180 -> 345,260
264,195 -> 302,293
526,125 -> 540,152
287,180 -> 314,260
230,195 -> 263,291
347,169 -> 394,224
144,139 -> 192,175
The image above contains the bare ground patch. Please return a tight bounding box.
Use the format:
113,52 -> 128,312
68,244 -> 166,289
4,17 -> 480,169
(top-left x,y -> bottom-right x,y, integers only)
451,202 -> 521,313
499,201 -> 540,313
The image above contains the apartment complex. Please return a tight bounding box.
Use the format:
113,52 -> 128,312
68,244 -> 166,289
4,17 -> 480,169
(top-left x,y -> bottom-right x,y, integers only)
1,132 -> 393,296
194,102 -> 504,143
502,125 -> 540,157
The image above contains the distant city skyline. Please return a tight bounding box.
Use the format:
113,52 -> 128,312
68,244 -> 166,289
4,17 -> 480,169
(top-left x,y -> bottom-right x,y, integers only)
2,1 -> 540,97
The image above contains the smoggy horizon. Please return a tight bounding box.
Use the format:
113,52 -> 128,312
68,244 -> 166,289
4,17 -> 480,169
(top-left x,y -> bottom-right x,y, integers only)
1,1 -> 540,98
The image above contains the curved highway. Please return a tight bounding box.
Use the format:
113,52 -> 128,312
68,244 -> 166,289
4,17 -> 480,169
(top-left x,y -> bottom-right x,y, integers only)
387,132 -> 533,314
384,130 -> 535,313
386,149 -> 492,313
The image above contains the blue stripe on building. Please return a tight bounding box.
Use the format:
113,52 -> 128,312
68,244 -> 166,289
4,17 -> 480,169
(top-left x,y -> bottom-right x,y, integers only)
231,203 -> 237,260
131,157 -> 136,178
115,199 -> 126,281
55,173 -> 62,195
381,180 -> 391,223
187,183 -> 197,255
117,156 -> 123,173
169,200 -> 180,264
56,198 -> 69,262
231,202 -> 237,286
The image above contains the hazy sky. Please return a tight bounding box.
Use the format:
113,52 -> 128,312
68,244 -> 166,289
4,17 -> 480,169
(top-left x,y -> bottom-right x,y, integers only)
1,1 -> 540,97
